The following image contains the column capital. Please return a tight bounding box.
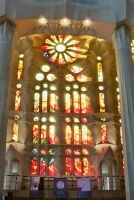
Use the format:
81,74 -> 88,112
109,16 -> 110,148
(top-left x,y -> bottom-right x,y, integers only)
112,25 -> 131,50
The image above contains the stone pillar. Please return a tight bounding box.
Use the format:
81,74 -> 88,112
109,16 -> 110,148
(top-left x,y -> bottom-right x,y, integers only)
0,20 -> 15,197
112,25 -> 134,200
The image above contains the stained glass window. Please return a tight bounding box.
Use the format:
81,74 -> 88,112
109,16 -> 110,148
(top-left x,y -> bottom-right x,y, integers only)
65,94 -> 71,113
74,149 -> 80,155
31,157 -> 37,175
49,125 -> 59,144
82,157 -> 89,175
65,157 -> 72,175
48,157 -> 59,176
101,124 -> 107,143
32,148 -> 37,154
34,93 -> 40,112
74,126 -> 81,144
99,93 -> 105,112
120,126 -> 123,144
65,125 -> 72,144
117,94 -> 121,113
42,91 -> 47,113
82,125 -> 93,145
73,92 -> 80,113
41,125 -> 46,144
74,158 -> 82,175
17,60 -> 23,80
65,149 -> 71,155
97,62 -> 103,82
40,148 -> 46,155
15,91 -> 21,111
12,123 -> 19,142
33,125 -> 38,143
40,157 -> 46,175
50,93 -> 59,112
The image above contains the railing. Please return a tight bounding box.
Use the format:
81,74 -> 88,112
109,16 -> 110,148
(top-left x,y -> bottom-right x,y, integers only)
3,175 -> 125,191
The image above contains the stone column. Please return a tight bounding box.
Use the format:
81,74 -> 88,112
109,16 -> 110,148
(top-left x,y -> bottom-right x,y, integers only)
0,20 -> 15,197
112,25 -> 134,200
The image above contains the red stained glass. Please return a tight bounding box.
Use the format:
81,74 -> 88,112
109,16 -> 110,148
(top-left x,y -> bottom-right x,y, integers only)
82,158 -> 89,176
65,149 -> 71,155
101,124 -> 107,143
81,118 -> 87,123
48,157 -> 59,176
74,149 -> 80,155
33,125 -> 38,143
40,157 -> 46,175
65,157 -> 72,175
74,158 -> 82,176
15,91 -> 21,111
31,157 -> 37,175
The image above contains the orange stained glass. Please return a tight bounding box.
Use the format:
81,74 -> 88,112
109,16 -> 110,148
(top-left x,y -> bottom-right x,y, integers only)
82,157 -> 89,176
41,125 -> 47,144
65,149 -> 72,155
81,94 -> 94,114
120,126 -> 123,144
33,125 -> 38,143
34,93 -> 40,112
12,123 -> 19,142
74,158 -> 82,176
42,91 -> 48,113
99,93 -> 105,112
31,157 -> 37,175
50,93 -> 59,112
73,92 -> 80,113
49,125 -> 59,144
77,74 -> 92,82
65,94 -> 71,113
65,125 -> 72,144
97,62 -> 103,82
65,157 -> 72,175
15,91 -> 21,111
101,124 -> 107,143
74,126 -> 81,144
40,148 -> 46,155
40,157 -> 46,175
82,125 -> 92,145
17,60 -> 23,80
117,94 -> 121,113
